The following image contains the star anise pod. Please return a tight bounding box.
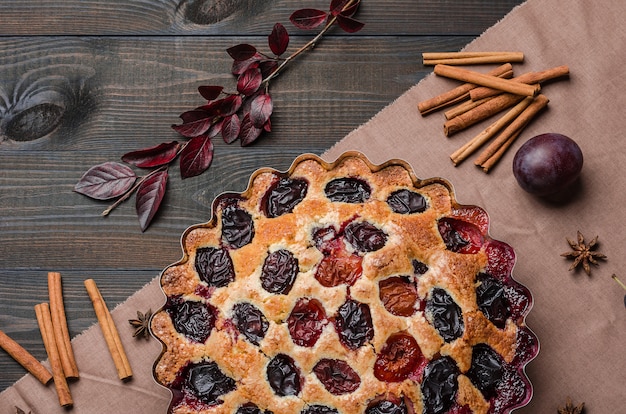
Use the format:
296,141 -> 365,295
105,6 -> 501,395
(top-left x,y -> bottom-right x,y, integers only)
561,231 -> 607,276
558,397 -> 585,414
128,309 -> 152,339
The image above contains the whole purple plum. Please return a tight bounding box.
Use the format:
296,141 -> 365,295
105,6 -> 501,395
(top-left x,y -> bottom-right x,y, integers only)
512,133 -> 583,196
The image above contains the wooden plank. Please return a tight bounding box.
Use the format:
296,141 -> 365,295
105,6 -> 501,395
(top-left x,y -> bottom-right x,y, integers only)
0,36 -> 475,270
0,0 -> 526,393
0,0 -> 524,35
0,148 -> 320,268
0,269 -> 157,390
0,36 -> 471,152
0,34 -> 473,389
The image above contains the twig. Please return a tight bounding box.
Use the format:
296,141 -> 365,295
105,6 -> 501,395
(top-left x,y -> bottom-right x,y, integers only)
101,166 -> 167,217
262,0 -> 359,86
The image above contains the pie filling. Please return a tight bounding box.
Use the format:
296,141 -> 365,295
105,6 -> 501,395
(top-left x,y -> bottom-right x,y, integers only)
152,152 -> 538,414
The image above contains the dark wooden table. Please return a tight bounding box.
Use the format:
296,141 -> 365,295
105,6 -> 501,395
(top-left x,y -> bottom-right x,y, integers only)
0,0 -> 524,391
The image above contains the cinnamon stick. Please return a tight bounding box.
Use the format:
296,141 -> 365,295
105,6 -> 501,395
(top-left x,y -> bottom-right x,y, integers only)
84,279 -> 132,381
470,65 -> 570,101
478,130 -> 524,173
450,96 -> 534,166
434,64 -> 540,97
35,303 -> 73,407
443,93 -> 526,137
423,51 -> 524,65
444,96 -> 491,121
418,63 -> 514,115
0,328 -> 52,385
48,272 -> 79,379
475,94 -> 550,172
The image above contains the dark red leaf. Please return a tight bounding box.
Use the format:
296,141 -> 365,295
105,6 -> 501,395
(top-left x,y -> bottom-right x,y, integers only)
136,169 -> 168,232
208,118 -> 224,139
221,114 -> 241,144
249,93 -> 273,128
227,44 -> 257,61
186,96 -> 240,120
122,141 -> 180,168
179,134 -> 214,179
219,95 -> 243,116
179,108 -> 213,123
259,60 -> 279,78
340,0 -> 361,18
330,0 -> 361,17
239,114 -> 263,146
240,90 -> 259,115
336,14 -> 365,33
290,9 -> 328,30
268,23 -> 289,56
232,54 -> 261,75
172,110 -> 214,137
330,0 -> 348,14
237,68 -> 263,96
198,85 -> 223,101
171,120 -> 210,138
195,99 -> 223,115
74,162 -> 136,200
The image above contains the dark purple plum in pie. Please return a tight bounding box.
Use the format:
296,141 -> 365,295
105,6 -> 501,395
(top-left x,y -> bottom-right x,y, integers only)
152,153 -> 538,414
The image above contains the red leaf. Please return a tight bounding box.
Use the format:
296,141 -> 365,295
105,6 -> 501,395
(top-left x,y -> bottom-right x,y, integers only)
136,169 -> 168,232
340,0 -> 361,18
263,117 -> 272,133
249,93 -> 273,128
122,141 -> 180,168
336,14 -> 364,33
290,9 -> 328,30
227,44 -> 257,61
179,108 -> 213,123
196,95 -> 243,117
221,114 -> 241,144
268,23 -> 289,56
74,162 -> 136,200
219,95 -> 243,116
232,54 -> 261,75
239,114 -> 263,146
330,0 -> 348,14
330,0 -> 361,17
172,110 -> 213,137
208,118 -> 224,139
179,134 -> 214,179
237,67 -> 263,96
259,60 -> 279,78
198,85 -> 223,101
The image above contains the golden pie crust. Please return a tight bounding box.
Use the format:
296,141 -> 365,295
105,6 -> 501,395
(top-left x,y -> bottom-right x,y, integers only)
151,152 -> 537,414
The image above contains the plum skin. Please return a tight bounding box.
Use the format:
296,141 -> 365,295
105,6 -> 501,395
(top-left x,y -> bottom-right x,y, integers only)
512,133 -> 583,196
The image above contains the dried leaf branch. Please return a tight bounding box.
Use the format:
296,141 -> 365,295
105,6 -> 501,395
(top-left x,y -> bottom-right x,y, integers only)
75,0 -> 364,231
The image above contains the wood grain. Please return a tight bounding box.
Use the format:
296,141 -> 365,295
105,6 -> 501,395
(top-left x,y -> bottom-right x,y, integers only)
0,36 -> 472,151
0,269 -> 157,389
0,0 -> 525,392
0,0 -> 524,35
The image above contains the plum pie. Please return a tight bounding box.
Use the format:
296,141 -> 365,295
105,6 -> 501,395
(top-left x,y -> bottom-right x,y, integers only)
151,152 -> 538,414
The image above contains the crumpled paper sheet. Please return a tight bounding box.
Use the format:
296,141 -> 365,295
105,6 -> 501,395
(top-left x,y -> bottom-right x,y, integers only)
2,0 -> 625,412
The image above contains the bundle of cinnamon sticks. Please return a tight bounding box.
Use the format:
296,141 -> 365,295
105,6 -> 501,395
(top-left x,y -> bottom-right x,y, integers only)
418,51 -> 569,172
0,272 -> 133,408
